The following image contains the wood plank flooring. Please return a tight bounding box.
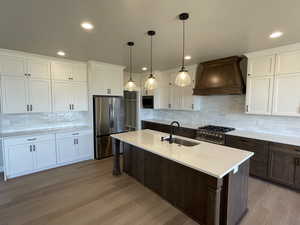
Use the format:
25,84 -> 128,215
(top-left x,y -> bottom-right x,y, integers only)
0,158 -> 299,225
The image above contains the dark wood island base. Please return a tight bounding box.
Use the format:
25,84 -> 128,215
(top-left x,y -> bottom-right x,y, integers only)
112,138 -> 250,225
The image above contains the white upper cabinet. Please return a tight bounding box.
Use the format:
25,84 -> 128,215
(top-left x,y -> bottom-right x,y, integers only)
71,82 -> 88,111
27,58 -> 51,79
28,79 -> 52,113
246,76 -> 273,115
1,76 -> 28,113
247,55 -> 275,76
0,55 -> 26,77
51,61 -> 73,80
272,74 -> 300,116
72,63 -> 87,82
245,43 -> 300,117
88,61 -> 124,96
52,81 -> 72,112
276,50 -> 300,74
52,81 -> 88,112
52,61 -> 87,81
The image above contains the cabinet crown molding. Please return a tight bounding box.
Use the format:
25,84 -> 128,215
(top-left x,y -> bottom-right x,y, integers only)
244,42 -> 300,58
88,60 -> 125,70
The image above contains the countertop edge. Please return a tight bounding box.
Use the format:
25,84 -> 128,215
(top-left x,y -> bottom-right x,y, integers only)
111,131 -> 254,179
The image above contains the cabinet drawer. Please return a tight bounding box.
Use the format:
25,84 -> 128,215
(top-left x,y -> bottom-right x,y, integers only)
226,135 -> 269,162
55,129 -> 92,139
269,142 -> 300,155
4,134 -> 55,146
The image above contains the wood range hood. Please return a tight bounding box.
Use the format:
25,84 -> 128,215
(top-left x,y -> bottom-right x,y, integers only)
193,56 -> 245,95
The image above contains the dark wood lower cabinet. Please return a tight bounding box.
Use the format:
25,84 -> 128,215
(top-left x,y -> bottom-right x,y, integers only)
226,135 -> 300,190
268,143 -> 300,189
225,135 -> 269,179
123,143 -> 249,225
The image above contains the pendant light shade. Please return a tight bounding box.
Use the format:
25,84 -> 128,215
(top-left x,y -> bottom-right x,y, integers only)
144,30 -> 157,90
125,42 -> 137,91
175,13 -> 192,87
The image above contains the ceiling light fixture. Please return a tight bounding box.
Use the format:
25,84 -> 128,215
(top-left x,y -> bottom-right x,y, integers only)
142,67 -> 148,71
81,22 -> 94,30
269,31 -> 283,39
184,55 -> 192,60
57,51 -> 66,56
144,30 -> 157,90
175,13 -> 192,87
124,42 -> 137,92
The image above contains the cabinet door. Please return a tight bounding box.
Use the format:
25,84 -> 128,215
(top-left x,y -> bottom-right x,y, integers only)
248,55 -> 275,76
91,64 -> 123,96
276,50 -> 300,74
77,134 -> 93,158
0,55 -> 26,77
27,58 -> 50,79
56,138 -> 76,163
268,147 -> 295,186
28,79 -> 52,113
7,144 -> 34,175
34,140 -> 56,169
170,85 -> 182,110
52,81 -> 71,112
1,76 -> 28,113
51,61 -> 73,80
246,76 -> 273,115
272,74 -> 300,116
294,158 -> 300,189
71,82 -> 88,111
72,63 -> 87,82
154,87 -> 170,109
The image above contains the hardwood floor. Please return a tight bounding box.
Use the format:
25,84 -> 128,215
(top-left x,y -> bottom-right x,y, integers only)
0,159 -> 299,225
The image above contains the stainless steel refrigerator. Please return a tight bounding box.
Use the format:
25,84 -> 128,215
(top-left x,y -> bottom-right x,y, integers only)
93,96 -> 125,159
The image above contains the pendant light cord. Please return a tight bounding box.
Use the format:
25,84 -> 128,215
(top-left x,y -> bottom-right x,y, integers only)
150,35 -> 153,75
130,45 -> 132,80
182,20 -> 185,69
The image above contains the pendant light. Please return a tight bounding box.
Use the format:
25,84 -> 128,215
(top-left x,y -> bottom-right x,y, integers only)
124,42 -> 137,91
175,13 -> 192,87
144,30 -> 157,90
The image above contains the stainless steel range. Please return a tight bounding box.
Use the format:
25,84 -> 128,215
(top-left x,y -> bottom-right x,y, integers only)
196,125 -> 235,145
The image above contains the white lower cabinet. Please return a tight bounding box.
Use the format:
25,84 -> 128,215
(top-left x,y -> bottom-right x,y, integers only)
56,130 -> 93,164
6,143 -> 35,176
34,140 -> 56,170
3,129 -> 93,180
4,134 -> 56,178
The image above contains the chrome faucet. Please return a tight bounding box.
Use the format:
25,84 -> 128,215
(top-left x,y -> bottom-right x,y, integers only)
169,121 -> 180,143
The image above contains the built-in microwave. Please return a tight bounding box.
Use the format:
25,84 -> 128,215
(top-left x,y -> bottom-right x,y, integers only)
142,96 -> 154,109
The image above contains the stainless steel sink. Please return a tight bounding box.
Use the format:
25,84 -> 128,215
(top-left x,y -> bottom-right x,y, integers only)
162,137 -> 199,147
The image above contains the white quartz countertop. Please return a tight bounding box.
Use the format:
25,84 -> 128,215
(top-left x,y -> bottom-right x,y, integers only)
111,129 -> 254,179
143,119 -> 300,147
227,130 -> 300,146
0,126 -> 92,138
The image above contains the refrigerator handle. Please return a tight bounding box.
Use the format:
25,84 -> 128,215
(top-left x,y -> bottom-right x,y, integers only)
109,104 -> 114,128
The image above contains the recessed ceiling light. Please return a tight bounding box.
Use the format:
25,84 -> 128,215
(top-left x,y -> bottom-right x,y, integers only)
184,55 -> 192,60
142,67 -> 148,71
81,22 -> 94,30
269,31 -> 283,39
57,51 -> 66,56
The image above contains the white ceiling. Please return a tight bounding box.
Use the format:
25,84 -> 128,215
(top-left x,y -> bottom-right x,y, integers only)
0,0 -> 299,72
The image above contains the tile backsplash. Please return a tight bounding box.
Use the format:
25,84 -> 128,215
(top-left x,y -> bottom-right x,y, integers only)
145,95 -> 300,137
0,112 -> 89,133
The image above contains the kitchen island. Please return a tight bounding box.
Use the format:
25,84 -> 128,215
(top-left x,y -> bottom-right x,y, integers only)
111,130 -> 253,225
